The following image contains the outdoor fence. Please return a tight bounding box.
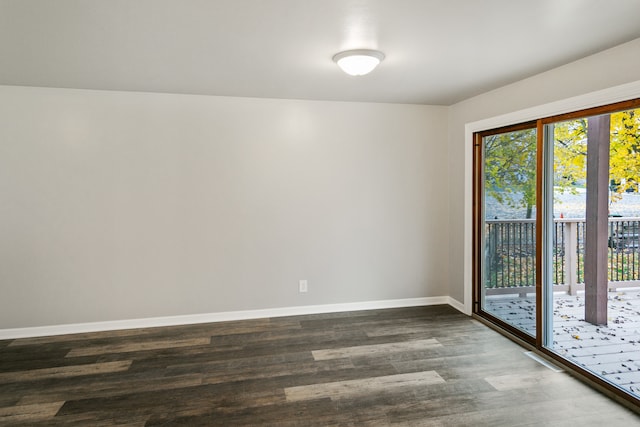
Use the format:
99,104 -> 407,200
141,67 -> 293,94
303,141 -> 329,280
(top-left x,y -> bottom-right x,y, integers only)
484,217 -> 640,295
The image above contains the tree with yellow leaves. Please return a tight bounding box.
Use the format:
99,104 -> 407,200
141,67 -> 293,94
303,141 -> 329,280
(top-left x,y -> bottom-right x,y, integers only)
485,108 -> 640,219
554,108 -> 640,202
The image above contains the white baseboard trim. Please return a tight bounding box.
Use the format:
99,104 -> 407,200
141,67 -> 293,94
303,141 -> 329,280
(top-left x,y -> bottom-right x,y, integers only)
0,296 -> 457,340
446,297 -> 468,315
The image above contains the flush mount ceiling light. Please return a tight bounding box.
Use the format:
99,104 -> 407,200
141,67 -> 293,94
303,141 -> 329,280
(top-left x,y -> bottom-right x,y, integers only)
332,49 -> 385,76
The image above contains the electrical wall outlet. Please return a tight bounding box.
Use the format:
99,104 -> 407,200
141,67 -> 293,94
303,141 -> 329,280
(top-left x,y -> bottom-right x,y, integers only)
299,280 -> 308,293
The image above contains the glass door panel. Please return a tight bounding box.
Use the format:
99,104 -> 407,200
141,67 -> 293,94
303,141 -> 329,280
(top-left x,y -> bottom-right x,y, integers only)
480,127 -> 537,338
544,108 -> 640,399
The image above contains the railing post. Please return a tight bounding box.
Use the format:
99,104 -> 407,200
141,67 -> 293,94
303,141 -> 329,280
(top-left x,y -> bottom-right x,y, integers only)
564,220 -> 579,295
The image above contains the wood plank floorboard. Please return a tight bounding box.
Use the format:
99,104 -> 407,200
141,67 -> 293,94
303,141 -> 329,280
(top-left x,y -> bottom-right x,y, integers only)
312,339 -> 442,361
0,360 -> 133,383
0,401 -> 65,423
1,305 -> 637,426
66,338 -> 213,358
284,371 -> 445,402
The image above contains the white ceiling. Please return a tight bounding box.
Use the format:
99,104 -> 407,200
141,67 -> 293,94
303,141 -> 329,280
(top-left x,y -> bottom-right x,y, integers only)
1,0 -> 640,105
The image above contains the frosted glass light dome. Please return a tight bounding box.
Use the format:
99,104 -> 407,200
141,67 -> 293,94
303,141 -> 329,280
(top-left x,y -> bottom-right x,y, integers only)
332,49 -> 385,76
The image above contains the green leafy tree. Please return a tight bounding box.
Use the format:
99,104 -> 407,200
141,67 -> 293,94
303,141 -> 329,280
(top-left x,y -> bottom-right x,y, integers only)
484,129 -> 537,218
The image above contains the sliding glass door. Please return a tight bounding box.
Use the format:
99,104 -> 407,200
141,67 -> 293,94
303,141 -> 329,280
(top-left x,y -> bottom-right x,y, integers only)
477,124 -> 538,341
474,100 -> 640,405
543,107 -> 640,398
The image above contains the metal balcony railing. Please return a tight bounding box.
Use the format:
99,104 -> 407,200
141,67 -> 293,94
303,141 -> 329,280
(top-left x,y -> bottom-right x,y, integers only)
484,217 -> 640,295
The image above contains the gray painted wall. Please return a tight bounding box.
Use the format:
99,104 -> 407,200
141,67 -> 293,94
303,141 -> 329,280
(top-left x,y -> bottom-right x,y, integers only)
0,87 -> 449,328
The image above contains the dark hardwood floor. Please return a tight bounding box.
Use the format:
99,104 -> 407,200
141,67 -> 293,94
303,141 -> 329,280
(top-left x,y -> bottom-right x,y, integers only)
1,305 -> 638,426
